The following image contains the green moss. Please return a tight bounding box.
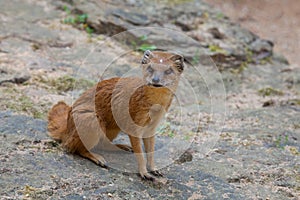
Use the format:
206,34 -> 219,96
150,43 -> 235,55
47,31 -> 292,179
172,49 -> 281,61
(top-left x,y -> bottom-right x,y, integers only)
260,56 -> 272,65
245,47 -> 254,63
0,75 -> 93,119
216,12 -> 225,20
230,62 -> 248,74
162,0 -> 193,5
258,87 -> 284,97
208,44 -> 228,54
4,89 -> 46,119
137,44 -> 157,52
157,122 -> 176,138
130,35 -> 157,52
49,75 -> 95,93
289,147 -> 299,156
275,133 -> 289,149
62,7 -> 94,36
287,99 -> 300,105
192,49 -> 200,65
183,132 -> 194,141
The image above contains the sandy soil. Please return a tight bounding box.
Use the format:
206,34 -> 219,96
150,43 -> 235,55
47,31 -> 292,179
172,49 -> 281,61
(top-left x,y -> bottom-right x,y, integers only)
203,0 -> 300,66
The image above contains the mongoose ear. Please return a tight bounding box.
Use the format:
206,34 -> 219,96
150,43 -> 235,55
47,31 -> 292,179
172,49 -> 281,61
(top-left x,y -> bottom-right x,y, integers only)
141,50 -> 154,64
170,54 -> 184,72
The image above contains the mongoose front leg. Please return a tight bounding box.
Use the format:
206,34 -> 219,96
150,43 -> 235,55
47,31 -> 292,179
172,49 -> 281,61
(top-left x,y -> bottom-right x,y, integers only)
129,135 -> 155,181
143,136 -> 163,177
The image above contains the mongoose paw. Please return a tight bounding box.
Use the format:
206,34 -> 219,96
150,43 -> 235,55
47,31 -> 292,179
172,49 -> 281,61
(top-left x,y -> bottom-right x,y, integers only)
139,173 -> 156,182
150,170 -> 163,177
115,144 -> 134,153
94,155 -> 107,168
97,160 -> 108,168
82,151 -> 107,168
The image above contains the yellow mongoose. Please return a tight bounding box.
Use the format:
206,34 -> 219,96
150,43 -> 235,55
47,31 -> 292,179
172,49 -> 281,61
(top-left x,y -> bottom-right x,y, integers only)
48,50 -> 184,180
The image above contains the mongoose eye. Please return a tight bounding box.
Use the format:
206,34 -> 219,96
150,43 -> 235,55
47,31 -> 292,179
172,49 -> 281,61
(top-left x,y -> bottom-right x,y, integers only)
147,66 -> 154,73
164,68 -> 173,75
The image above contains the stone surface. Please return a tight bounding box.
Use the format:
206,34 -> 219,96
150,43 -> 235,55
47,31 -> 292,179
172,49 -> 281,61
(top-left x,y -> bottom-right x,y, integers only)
56,0 -> 276,69
0,0 -> 299,199
0,67 -> 31,85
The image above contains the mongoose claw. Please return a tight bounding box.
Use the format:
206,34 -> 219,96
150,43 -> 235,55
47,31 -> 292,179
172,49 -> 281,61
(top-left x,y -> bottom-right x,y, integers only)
80,151 -> 107,168
97,161 -> 108,168
115,144 -> 134,153
140,173 -> 156,182
150,170 -> 163,177
93,153 -> 107,168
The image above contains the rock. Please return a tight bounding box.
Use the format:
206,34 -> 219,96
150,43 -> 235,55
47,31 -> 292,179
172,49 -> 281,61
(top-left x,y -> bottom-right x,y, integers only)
111,9 -> 150,26
175,149 -> 193,164
0,111 -> 245,199
250,38 -> 273,53
273,52 -> 289,64
13,73 -> 31,84
0,0 -> 299,199
175,15 -> 200,31
0,68 -> 31,85
262,99 -> 275,107
64,0 -> 285,69
208,27 -> 226,39
249,38 -> 274,63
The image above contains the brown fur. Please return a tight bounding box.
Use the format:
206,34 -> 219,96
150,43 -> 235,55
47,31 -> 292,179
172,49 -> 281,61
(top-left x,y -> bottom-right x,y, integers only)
48,50 -> 184,180
47,101 -> 71,141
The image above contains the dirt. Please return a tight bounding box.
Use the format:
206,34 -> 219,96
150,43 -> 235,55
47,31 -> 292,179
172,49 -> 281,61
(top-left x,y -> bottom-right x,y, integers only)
0,0 -> 299,199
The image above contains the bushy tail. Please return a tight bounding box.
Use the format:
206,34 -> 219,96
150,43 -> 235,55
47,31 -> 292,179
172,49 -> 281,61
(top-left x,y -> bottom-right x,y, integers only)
48,101 -> 71,141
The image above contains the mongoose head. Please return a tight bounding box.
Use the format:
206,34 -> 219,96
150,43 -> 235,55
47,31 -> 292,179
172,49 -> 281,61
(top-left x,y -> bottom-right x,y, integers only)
141,50 -> 184,90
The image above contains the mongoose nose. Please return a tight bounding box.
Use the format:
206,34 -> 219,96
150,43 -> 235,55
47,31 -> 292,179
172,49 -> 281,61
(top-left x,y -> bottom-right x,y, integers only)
152,77 -> 160,83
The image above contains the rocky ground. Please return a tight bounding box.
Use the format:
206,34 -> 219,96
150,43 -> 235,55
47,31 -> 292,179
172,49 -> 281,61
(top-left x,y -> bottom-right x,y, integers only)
0,0 -> 299,199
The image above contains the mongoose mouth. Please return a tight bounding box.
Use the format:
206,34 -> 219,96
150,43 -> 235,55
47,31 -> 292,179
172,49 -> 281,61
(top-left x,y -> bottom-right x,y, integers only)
150,83 -> 164,88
